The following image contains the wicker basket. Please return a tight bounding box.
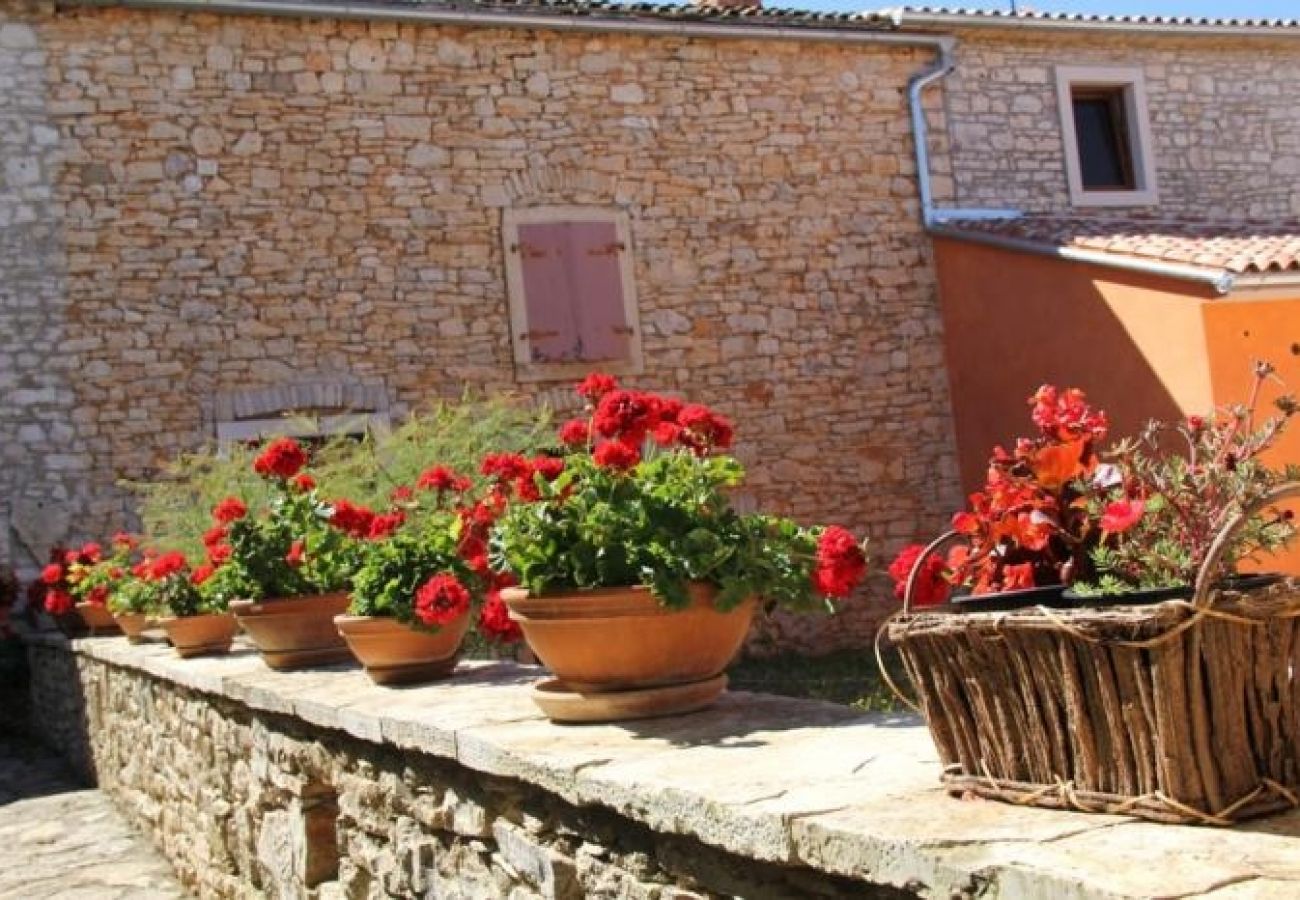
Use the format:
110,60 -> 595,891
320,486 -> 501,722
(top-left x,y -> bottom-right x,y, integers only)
885,483 -> 1300,825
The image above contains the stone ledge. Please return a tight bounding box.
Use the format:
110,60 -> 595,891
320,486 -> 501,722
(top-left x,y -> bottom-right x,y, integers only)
32,631 -> 1300,899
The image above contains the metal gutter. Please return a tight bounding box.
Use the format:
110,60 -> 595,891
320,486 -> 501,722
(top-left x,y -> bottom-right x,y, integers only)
930,223 -> 1236,295
878,8 -> 1300,39
905,37 -> 1018,227
65,0 -> 953,47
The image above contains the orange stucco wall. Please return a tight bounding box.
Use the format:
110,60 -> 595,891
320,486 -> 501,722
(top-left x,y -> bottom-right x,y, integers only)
933,236 -> 1300,573
1204,298 -> 1300,572
933,236 -> 1217,493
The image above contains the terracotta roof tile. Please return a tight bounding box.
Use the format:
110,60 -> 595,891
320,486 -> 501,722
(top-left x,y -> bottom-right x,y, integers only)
938,216 -> 1300,275
886,6 -> 1300,32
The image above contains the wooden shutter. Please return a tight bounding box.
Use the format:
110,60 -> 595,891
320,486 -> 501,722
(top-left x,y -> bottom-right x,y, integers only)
567,221 -> 630,362
515,219 -> 630,364
517,222 -> 581,362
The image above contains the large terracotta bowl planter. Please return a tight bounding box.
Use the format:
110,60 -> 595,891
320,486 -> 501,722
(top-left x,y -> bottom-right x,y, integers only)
73,602 -> 121,637
335,612 -> 470,685
112,612 -> 153,643
502,582 -> 756,698
232,593 -> 353,671
159,612 -> 237,658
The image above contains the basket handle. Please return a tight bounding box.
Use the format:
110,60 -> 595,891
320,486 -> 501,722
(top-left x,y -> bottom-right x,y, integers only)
1191,480 -> 1300,610
902,529 -> 964,614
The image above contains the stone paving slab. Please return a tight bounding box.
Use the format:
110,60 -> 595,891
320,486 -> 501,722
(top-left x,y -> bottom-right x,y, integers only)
32,632 -> 1300,899
0,733 -> 185,900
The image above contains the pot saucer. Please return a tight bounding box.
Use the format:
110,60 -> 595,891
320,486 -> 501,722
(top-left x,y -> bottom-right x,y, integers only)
530,674 -> 728,724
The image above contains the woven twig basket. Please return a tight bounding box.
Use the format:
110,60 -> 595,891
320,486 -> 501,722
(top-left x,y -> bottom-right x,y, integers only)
885,483 -> 1300,825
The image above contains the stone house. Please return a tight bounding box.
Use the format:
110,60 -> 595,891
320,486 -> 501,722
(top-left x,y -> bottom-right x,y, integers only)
3,0 -> 1300,643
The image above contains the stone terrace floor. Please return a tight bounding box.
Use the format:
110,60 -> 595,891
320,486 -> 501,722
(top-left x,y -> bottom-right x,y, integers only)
0,730 -> 185,899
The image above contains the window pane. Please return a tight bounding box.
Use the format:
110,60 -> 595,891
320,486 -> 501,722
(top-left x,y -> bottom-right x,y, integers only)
1072,90 -> 1136,190
517,222 -> 582,362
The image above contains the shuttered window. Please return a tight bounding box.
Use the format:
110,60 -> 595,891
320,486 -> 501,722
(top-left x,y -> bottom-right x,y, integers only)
503,207 -> 642,380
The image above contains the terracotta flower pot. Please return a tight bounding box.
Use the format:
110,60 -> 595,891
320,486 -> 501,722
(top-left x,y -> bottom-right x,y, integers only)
335,612 -> 470,685
232,593 -> 353,671
502,583 -> 756,693
74,602 -> 122,637
159,612 -> 238,658
113,612 -> 153,643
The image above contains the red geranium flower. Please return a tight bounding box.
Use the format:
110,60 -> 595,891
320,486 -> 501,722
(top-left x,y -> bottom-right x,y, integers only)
202,525 -> 228,547
291,473 -> 316,493
593,439 -> 640,471
84,585 -> 110,607
577,373 -> 618,403
207,544 -> 233,566
480,453 -> 532,486
329,500 -> 377,540
40,564 -> 63,586
253,437 -> 308,480
80,542 -> 103,563
1100,498 -> 1145,535
558,418 -> 592,447
812,526 -> 867,599
886,544 -> 951,607
213,496 -> 248,524
112,532 -> 139,550
417,465 -> 471,494
367,511 -> 405,541
190,564 -> 215,586
148,551 -> 188,580
413,574 -> 471,627
44,589 -> 74,616
593,390 -> 661,445
286,540 -> 305,567
677,404 -> 734,454
477,591 -> 522,644
390,485 -> 414,504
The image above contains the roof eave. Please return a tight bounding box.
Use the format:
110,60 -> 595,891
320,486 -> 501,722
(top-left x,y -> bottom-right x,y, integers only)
887,9 -> 1300,40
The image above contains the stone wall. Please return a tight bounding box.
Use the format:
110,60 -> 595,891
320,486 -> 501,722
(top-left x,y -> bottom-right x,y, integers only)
932,27 -> 1300,218
0,3 -> 962,648
27,639 -> 916,899
0,3 -> 97,570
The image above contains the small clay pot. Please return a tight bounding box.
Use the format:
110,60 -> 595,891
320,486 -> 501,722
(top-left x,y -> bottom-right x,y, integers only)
335,613 -> 469,685
112,612 -> 152,643
502,583 -> 756,693
159,612 -> 238,658
232,593 -> 353,670
74,602 -> 121,636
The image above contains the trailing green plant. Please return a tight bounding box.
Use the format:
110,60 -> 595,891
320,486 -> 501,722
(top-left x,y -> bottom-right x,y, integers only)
490,374 -> 868,612
1078,361 -> 1300,594
310,393 -> 554,516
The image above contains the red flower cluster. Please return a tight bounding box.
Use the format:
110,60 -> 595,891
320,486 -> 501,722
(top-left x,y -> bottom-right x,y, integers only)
558,418 -> 591,447
368,510 -> 405,541
213,497 -> 247,524
812,526 -> 868,599
190,563 -> 215,586
291,473 -> 316,493
477,589 -> 522,644
329,500 -> 378,540
286,540 -> 305,568
417,465 -> 471,494
944,386 -> 1110,594
577,373 -> 618,403
413,573 -> 471,627
148,551 -> 188,581
886,544 -> 952,608
1100,498 -> 1144,535
593,440 -> 639,471
1030,385 -> 1109,445
254,437 -> 308,481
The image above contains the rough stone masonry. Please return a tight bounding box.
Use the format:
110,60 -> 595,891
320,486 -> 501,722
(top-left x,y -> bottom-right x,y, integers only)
0,1 -> 962,649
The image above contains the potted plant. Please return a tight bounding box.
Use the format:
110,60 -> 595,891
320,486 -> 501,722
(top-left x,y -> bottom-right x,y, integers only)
335,464 -> 520,684
33,543 -> 122,636
887,384 -> 1111,611
64,533 -> 145,637
220,437 -> 362,670
492,374 -> 868,722
1070,361 -> 1299,603
144,550 -> 238,657
885,362 -> 1300,825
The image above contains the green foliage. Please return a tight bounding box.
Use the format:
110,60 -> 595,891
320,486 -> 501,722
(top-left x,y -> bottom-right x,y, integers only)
311,394 -> 554,515
348,516 -> 476,627
1082,364 -> 1300,593
491,450 -> 830,613
127,396 -> 550,563
124,442 -> 280,562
